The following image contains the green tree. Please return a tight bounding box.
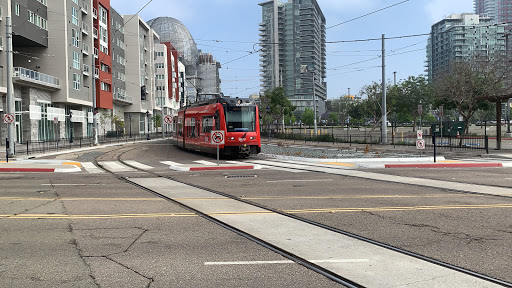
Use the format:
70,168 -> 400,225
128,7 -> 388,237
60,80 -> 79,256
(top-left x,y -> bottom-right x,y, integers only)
395,75 -> 433,131
152,114 -> 162,130
302,108 -> 315,126
328,112 -> 338,124
258,87 -> 296,131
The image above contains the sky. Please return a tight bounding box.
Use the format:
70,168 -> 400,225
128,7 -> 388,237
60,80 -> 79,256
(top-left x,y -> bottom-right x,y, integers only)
110,0 -> 475,100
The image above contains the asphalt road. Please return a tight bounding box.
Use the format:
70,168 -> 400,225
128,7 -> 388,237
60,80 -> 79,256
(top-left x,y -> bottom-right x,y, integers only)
1,141 -> 511,287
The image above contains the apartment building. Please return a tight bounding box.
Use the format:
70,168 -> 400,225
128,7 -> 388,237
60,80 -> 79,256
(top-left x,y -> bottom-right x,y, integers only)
259,0 -> 327,115
0,0 -> 184,146
426,13 -> 506,80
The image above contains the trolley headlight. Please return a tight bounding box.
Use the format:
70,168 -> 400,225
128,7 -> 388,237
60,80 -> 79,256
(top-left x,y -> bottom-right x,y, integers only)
229,137 -> 235,140
250,136 -> 255,140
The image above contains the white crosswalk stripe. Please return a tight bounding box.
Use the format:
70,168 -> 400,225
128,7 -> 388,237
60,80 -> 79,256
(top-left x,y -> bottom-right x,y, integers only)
194,160 -> 217,165
123,160 -> 153,170
99,161 -> 136,172
81,162 -> 105,174
160,161 -> 184,166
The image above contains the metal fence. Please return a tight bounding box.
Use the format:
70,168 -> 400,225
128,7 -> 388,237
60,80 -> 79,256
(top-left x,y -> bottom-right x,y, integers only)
265,128 -> 488,153
8,132 -> 170,156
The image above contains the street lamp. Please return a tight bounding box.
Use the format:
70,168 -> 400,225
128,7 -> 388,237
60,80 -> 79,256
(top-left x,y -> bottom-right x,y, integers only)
146,110 -> 150,140
266,105 -> 271,142
69,111 -> 74,144
128,114 -> 132,138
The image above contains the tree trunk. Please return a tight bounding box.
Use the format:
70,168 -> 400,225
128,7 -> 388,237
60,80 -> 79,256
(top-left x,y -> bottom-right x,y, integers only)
496,100 -> 502,150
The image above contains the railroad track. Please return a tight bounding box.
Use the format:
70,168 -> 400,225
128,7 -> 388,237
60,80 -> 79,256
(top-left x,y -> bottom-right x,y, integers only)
91,148 -> 512,287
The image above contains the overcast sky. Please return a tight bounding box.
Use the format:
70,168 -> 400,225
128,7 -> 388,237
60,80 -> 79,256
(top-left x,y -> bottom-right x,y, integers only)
110,0 -> 474,99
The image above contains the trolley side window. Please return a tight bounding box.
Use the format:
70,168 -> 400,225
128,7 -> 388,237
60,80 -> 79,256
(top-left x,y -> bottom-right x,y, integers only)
178,118 -> 183,136
202,116 -> 213,133
225,106 -> 256,132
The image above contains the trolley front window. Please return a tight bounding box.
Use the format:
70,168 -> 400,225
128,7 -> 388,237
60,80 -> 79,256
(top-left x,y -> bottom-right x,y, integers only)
225,106 -> 256,132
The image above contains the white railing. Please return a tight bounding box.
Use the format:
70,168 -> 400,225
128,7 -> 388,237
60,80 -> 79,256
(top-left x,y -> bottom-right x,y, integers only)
83,43 -> 89,54
82,22 -> 89,34
13,67 -> 60,87
114,92 -> 132,103
94,67 -> 99,78
83,64 -> 90,75
81,1 -> 88,14
92,7 -> 97,19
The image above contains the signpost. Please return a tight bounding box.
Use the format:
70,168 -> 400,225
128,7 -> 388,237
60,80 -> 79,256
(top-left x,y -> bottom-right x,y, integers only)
211,130 -> 225,166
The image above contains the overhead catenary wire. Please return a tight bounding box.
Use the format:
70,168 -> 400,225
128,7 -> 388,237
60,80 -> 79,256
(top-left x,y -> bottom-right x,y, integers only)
326,0 -> 411,30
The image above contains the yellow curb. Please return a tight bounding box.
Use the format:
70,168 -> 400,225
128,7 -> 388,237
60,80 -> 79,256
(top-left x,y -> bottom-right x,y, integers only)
63,162 -> 82,168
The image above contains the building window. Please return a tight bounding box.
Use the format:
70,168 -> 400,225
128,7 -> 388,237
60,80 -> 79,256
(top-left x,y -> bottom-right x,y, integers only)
15,4 -> 20,16
71,29 -> 79,47
71,7 -> 78,26
27,10 -> 34,23
72,0 -> 78,4
100,7 -> 107,25
101,82 -> 110,92
38,0 -> 47,5
72,51 -> 80,70
100,63 -> 110,73
73,73 -> 80,90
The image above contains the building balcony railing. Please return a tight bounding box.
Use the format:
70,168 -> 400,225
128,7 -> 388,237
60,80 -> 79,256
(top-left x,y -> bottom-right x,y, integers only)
83,64 -> 90,76
94,47 -> 98,58
13,67 -> 60,90
82,22 -> 89,35
93,27 -> 98,39
94,68 -> 99,78
83,43 -> 89,55
93,7 -> 97,19
113,92 -> 132,104
81,1 -> 88,14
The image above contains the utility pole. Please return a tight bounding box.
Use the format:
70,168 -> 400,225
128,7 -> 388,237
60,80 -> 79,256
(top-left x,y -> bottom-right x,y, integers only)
6,14 -> 14,156
381,34 -> 388,144
313,70 -> 317,136
92,55 -> 98,145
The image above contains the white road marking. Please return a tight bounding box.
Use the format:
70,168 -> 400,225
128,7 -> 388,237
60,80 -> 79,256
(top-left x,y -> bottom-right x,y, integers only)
258,164 -> 306,173
225,161 -> 243,164
267,179 -> 332,183
194,160 -> 217,165
160,161 -> 183,166
82,162 -> 105,174
123,160 -> 153,170
99,161 -> 135,172
41,184 -> 105,186
204,259 -> 369,265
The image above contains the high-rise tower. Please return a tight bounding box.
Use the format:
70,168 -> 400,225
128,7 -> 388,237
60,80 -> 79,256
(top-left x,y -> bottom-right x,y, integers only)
259,0 -> 327,115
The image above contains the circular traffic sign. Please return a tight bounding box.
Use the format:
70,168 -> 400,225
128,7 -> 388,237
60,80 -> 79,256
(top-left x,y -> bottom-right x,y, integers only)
212,131 -> 224,144
164,115 -> 173,124
3,114 -> 14,124
416,139 -> 425,149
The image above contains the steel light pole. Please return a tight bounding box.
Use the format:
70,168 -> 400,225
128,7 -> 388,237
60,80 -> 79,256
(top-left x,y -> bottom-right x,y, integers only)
266,105 -> 271,142
146,110 -> 150,140
69,111 -> 74,144
128,114 -> 132,138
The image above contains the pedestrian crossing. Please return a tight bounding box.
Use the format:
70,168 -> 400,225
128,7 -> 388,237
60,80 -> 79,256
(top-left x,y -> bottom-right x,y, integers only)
79,159 -> 307,174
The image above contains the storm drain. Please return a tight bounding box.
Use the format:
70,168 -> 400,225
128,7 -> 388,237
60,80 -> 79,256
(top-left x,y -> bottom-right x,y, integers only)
225,175 -> 258,179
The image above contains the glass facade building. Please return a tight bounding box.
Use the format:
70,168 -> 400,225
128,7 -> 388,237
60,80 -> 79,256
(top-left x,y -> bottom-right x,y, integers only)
259,0 -> 327,114
427,14 -> 506,80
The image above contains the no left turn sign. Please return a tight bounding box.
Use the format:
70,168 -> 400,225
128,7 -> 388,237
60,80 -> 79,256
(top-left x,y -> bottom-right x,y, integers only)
3,114 -> 14,124
164,115 -> 173,124
416,139 -> 425,150
211,130 -> 225,145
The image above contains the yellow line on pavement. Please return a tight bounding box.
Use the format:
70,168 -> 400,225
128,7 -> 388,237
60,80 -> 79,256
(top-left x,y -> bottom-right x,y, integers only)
0,197 -> 164,201
242,194 -> 485,200
2,203 -> 510,219
285,204 -> 512,214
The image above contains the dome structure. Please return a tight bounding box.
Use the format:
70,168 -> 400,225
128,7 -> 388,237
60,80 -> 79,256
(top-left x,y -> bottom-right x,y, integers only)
147,17 -> 199,70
